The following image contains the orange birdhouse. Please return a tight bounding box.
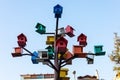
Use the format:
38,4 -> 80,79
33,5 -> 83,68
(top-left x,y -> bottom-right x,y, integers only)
64,51 -> 73,64
12,47 -> 23,57
77,33 -> 87,47
17,33 -> 27,48
73,45 -> 86,58
56,37 -> 68,53
65,25 -> 75,37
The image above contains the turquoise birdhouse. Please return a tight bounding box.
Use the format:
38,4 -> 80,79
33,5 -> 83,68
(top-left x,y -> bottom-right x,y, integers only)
94,45 -> 106,56
31,51 -> 39,64
46,46 -> 54,59
35,23 -> 46,34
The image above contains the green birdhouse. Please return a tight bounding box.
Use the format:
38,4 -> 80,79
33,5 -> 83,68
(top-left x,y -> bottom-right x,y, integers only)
46,46 -> 54,59
94,45 -> 105,56
35,23 -> 46,34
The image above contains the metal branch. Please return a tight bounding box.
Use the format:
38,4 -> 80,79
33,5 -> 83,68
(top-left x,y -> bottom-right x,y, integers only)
47,59 -> 58,72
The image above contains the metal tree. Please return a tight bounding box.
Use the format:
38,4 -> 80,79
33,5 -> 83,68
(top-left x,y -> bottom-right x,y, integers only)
11,4 -> 105,80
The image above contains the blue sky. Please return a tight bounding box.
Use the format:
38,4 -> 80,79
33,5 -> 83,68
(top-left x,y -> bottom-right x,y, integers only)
0,0 -> 120,80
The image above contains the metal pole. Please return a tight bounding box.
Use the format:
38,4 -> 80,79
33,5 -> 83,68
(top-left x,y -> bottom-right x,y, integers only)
54,17 -> 60,80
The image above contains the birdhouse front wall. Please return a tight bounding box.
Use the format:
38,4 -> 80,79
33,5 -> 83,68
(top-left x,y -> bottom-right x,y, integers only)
94,45 -> 103,53
56,41 -> 67,53
46,36 -> 54,45
12,47 -> 23,57
77,34 -> 87,47
73,45 -> 83,54
15,47 -> 22,53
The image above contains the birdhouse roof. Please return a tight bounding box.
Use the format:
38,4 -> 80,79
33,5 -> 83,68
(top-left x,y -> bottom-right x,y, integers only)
54,4 -> 63,10
65,25 -> 75,30
17,33 -> 27,41
56,37 -> 68,45
46,46 -> 54,50
77,33 -> 87,41
36,23 -> 46,28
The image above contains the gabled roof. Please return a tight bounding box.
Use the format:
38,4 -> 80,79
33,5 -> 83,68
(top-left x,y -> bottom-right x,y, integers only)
65,25 -> 75,30
56,37 -> 68,45
77,33 -> 87,41
17,33 -> 27,41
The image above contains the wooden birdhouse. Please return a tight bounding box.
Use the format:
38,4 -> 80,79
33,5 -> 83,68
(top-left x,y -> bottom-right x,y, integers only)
54,4 -> 63,18
12,47 -> 22,57
17,33 -> 27,48
46,36 -> 54,45
46,46 -> 54,59
65,25 -> 75,37
58,27 -> 65,37
31,51 -> 39,64
56,37 -> 68,53
94,45 -> 106,56
38,50 -> 48,59
35,23 -> 46,34
73,45 -> 86,58
60,68 -> 69,77
77,33 -> 87,47
87,53 -> 94,64
64,51 -> 73,64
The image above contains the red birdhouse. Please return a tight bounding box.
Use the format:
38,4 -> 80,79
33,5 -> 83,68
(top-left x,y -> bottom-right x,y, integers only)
65,25 -> 75,37
56,37 -> 68,53
77,33 -> 87,47
17,33 -> 27,48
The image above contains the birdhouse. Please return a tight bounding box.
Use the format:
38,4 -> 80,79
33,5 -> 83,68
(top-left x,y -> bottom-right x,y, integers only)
46,36 -> 54,45
58,27 -> 65,37
17,33 -> 27,48
38,50 -> 48,59
65,25 -> 75,37
35,23 -> 46,34
60,68 -> 69,77
12,47 -> 22,57
86,53 -> 94,64
56,37 -> 68,53
46,46 -> 54,59
77,33 -> 87,47
31,51 -> 39,64
73,45 -> 86,58
94,45 -> 106,56
53,4 -> 63,18
64,51 -> 73,64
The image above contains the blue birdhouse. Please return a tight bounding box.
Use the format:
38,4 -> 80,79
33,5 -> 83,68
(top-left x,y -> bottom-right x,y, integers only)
31,51 -> 39,64
94,45 -> 106,56
54,4 -> 63,18
46,46 -> 54,59
35,23 -> 46,34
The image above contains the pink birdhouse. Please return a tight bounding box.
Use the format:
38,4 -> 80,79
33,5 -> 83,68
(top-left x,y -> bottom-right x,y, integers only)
77,33 -> 87,47
56,37 -> 68,53
17,33 -> 27,48
65,25 -> 75,37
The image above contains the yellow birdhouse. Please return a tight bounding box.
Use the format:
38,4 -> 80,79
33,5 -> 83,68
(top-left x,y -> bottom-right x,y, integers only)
60,68 -> 69,77
46,36 -> 54,45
